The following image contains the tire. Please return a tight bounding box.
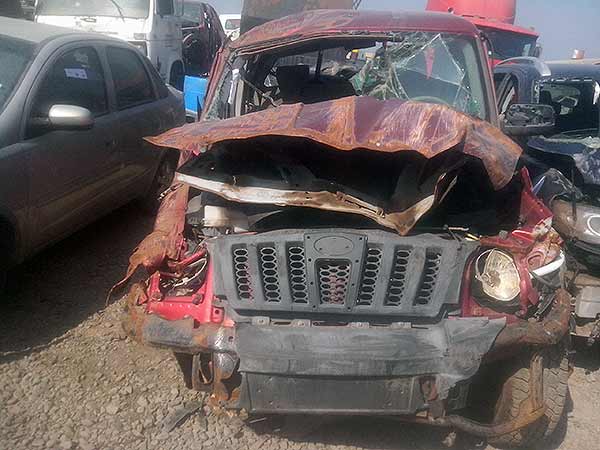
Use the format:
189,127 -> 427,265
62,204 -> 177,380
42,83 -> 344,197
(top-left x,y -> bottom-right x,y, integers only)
488,344 -> 569,448
139,155 -> 176,213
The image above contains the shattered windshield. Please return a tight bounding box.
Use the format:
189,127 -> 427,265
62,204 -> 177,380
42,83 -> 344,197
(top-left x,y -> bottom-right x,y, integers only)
207,32 -> 488,120
350,33 -> 486,118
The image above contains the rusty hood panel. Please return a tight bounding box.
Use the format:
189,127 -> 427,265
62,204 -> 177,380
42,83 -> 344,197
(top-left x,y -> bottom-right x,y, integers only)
147,96 -> 521,190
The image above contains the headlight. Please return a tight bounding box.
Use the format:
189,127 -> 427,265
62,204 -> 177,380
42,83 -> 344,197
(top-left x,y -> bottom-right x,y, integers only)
553,199 -> 600,244
129,41 -> 148,57
475,249 -> 520,302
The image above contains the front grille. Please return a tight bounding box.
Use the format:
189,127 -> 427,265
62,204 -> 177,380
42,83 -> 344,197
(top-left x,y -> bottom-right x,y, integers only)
216,230 -> 474,318
415,250 -> 442,306
318,261 -> 351,305
385,248 -> 411,306
357,246 -> 383,306
288,244 -> 309,304
259,246 -> 281,303
233,246 -> 252,300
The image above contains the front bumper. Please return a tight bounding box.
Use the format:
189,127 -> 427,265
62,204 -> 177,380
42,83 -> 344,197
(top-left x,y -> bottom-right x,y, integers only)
123,288 -> 571,435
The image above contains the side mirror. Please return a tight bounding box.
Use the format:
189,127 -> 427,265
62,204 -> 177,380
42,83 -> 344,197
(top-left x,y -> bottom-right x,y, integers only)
533,44 -> 543,58
48,104 -> 94,130
501,103 -> 555,136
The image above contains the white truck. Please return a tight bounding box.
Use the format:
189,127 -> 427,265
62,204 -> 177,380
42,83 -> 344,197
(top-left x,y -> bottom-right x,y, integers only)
35,0 -> 185,89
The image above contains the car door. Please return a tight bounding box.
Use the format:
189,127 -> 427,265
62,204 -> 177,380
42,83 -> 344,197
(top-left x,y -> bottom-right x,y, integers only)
23,44 -> 122,251
494,71 -> 520,116
105,45 -> 168,197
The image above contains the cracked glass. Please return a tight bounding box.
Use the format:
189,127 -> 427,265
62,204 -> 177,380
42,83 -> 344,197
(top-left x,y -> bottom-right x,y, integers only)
351,32 -> 485,119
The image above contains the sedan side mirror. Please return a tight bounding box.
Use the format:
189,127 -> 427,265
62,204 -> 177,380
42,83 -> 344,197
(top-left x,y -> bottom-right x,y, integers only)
501,103 -> 555,136
48,104 -> 94,130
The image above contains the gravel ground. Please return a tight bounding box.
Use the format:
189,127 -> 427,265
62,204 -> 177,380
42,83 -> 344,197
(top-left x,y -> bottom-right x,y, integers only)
1,205 -> 600,450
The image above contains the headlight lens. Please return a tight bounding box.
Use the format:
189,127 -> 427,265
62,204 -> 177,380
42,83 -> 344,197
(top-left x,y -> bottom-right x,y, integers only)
475,249 -> 520,302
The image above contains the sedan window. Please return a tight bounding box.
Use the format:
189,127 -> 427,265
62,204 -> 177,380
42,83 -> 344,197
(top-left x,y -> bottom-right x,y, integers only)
29,46 -> 108,136
107,46 -> 155,109
0,35 -> 35,112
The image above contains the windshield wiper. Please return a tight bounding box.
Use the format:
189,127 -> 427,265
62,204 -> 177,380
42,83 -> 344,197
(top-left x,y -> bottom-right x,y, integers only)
106,0 -> 126,22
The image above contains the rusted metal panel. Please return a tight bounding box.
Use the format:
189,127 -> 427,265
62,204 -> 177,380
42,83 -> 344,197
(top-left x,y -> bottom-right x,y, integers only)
147,96 -> 521,190
241,0 -> 353,33
232,9 -> 479,51
110,185 -> 189,296
492,288 -> 571,349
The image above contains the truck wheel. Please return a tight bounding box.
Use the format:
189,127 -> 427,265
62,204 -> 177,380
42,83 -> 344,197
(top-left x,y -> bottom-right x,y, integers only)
488,344 -> 569,448
140,155 -> 176,213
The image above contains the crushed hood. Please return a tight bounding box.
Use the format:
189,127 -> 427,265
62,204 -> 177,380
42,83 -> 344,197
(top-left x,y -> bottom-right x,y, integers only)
146,97 -> 522,235
148,96 -> 520,189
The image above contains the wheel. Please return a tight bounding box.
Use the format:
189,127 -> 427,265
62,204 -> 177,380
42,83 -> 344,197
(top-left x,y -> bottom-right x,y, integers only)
140,155 -> 176,213
488,344 -> 569,448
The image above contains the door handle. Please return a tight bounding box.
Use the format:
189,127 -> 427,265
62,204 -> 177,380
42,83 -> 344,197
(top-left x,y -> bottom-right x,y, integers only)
104,139 -> 117,149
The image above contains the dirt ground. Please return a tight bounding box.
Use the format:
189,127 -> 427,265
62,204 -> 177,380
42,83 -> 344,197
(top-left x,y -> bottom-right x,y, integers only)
1,205 -> 599,450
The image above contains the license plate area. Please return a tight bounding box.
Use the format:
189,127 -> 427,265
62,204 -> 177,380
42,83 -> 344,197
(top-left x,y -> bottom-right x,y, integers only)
242,373 -> 423,414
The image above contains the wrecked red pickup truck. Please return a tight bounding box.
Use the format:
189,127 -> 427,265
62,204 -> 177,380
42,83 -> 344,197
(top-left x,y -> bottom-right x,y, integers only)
119,10 -> 570,447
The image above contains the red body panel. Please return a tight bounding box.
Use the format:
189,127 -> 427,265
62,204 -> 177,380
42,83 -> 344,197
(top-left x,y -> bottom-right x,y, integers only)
427,0 -> 517,24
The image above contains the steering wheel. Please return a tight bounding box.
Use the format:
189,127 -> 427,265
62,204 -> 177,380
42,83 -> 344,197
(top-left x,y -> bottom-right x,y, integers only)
411,96 -> 450,107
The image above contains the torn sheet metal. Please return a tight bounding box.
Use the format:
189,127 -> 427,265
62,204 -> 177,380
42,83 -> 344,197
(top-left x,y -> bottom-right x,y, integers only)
529,135 -> 600,185
176,171 -> 450,235
110,185 -> 189,296
147,96 -> 521,190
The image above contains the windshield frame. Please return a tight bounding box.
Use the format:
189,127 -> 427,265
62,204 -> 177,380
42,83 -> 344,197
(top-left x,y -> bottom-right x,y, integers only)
0,34 -> 36,115
204,32 -> 496,124
36,0 -> 151,19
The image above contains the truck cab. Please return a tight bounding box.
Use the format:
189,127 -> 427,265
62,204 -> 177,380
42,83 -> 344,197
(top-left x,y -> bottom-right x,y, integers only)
35,0 -> 185,89
426,0 -> 540,65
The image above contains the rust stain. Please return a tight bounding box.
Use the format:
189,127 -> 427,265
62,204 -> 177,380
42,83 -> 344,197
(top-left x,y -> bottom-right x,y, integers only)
147,97 -> 521,190
492,288 -> 571,350
109,185 -> 190,298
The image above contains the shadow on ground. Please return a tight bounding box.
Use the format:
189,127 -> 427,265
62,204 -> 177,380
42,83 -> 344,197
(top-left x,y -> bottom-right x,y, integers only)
0,204 -> 152,362
245,415 -> 486,450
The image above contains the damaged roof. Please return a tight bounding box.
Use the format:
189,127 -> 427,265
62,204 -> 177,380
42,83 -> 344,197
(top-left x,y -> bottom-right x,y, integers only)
147,96 -> 521,190
230,9 -> 481,50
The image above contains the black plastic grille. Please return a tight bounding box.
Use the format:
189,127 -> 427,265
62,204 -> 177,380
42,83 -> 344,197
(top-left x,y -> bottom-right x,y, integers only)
288,245 -> 309,304
357,246 -> 383,306
233,246 -> 252,300
385,248 -> 412,306
221,230 -> 472,318
318,262 -> 351,305
415,250 -> 442,305
259,246 -> 281,303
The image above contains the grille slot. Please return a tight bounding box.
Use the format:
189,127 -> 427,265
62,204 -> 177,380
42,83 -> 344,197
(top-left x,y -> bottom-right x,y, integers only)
233,246 -> 252,301
385,247 -> 412,306
259,246 -> 281,303
415,250 -> 442,305
318,261 -> 351,305
357,246 -> 383,306
288,244 -> 309,304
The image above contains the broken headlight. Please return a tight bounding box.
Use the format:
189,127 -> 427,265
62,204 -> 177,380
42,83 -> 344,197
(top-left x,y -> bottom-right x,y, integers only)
474,249 -> 520,302
553,200 -> 600,245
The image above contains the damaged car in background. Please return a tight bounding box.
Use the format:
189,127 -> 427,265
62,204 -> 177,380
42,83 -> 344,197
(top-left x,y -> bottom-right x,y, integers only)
495,58 -> 600,344
118,10 -> 570,447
